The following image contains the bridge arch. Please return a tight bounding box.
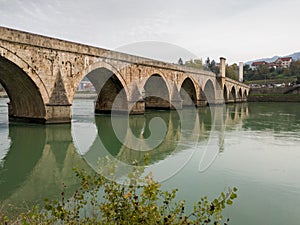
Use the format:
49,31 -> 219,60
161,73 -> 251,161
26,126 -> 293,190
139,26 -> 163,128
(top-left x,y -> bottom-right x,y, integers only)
230,86 -> 236,102
139,69 -> 171,94
237,88 -> 242,102
143,74 -> 171,109
0,47 -> 49,103
78,61 -> 130,114
179,77 -> 197,106
243,89 -> 248,100
0,55 -> 46,122
203,79 -> 215,105
223,85 -> 229,103
78,61 -> 129,100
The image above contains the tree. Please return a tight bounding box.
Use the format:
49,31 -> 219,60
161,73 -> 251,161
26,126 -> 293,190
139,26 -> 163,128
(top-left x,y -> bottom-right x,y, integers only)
1,162 -> 237,224
257,64 -> 269,75
247,64 -> 270,81
210,59 -> 220,74
210,59 -> 216,68
205,57 -> 211,69
226,64 -> 239,81
178,58 -> 183,65
289,60 -> 300,76
243,64 -> 250,72
243,60 -> 300,82
184,58 -> 203,70
243,64 -> 254,81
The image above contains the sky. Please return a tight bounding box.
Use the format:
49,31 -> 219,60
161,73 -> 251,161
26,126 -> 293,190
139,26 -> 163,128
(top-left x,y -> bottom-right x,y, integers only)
0,0 -> 300,64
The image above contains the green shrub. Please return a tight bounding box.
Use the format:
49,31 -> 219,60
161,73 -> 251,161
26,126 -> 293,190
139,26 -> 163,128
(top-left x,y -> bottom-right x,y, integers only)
1,161 -> 237,225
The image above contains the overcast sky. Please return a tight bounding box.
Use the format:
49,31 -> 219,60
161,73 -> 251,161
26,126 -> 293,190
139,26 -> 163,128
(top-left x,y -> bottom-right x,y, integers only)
1,0 -> 299,64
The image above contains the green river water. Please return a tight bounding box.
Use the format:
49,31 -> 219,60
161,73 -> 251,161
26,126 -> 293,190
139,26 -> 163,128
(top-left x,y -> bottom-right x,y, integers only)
0,98 -> 300,224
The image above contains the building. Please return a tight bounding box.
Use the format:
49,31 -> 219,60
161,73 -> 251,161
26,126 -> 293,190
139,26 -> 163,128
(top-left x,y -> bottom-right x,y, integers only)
275,57 -> 293,68
77,81 -> 96,92
251,57 -> 293,70
250,61 -> 267,70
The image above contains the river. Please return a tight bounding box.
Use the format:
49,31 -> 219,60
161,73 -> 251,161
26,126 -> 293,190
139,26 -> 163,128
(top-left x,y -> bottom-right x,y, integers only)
0,98 -> 300,224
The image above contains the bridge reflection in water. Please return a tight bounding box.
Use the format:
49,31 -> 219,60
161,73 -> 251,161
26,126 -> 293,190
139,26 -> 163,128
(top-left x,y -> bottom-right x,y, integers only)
0,124 -> 92,210
0,101 -> 249,210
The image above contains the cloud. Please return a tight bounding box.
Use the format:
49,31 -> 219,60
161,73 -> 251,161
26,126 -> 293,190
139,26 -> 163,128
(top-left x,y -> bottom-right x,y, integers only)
0,0 -> 299,64
116,41 -> 198,63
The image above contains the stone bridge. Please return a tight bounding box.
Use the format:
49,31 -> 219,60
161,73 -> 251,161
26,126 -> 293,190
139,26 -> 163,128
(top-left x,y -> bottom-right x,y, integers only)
0,26 -> 249,123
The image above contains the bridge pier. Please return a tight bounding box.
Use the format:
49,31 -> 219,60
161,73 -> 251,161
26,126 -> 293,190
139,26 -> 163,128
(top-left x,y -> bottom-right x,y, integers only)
128,100 -> 145,115
226,99 -> 235,104
45,104 -> 72,124
170,100 -> 183,110
94,99 -> 146,115
235,98 -> 242,103
196,100 -> 207,107
8,103 -> 72,124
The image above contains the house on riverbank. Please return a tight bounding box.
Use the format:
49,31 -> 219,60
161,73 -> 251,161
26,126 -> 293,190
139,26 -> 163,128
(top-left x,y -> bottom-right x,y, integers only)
251,57 -> 293,70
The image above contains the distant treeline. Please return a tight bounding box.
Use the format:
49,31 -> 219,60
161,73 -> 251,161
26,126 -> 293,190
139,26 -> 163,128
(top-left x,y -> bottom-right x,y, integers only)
178,57 -> 239,81
244,60 -> 300,81
178,57 -> 300,82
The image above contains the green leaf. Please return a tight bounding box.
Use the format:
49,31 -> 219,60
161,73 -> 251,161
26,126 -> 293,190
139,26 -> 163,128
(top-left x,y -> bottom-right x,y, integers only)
230,193 -> 237,199
221,192 -> 225,199
226,199 -> 233,205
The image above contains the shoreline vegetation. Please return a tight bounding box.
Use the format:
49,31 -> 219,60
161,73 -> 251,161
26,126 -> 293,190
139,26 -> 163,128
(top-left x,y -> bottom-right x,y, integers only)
244,77 -> 298,86
0,163 -> 237,225
247,93 -> 300,102
247,80 -> 300,102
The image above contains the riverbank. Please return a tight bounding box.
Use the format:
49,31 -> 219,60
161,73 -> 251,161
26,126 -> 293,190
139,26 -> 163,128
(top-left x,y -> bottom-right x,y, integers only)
248,94 -> 300,102
248,85 -> 300,102
74,92 -> 97,99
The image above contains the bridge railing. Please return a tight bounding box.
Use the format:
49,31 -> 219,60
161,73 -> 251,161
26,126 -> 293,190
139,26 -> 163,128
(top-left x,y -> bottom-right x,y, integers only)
225,77 -> 249,89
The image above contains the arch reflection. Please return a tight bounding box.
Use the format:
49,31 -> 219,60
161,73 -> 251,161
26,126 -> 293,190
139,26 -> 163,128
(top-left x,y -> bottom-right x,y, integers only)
80,108 -> 203,181
0,99 -> 251,209
0,123 -> 91,209
81,103 -> 250,176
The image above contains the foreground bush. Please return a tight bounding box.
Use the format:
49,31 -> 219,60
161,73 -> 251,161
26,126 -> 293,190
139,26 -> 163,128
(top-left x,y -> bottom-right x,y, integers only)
0,164 -> 237,225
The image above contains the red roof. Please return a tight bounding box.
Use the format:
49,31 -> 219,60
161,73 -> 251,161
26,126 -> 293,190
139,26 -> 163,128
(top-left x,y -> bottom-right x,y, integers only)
251,61 -> 267,66
278,57 -> 292,61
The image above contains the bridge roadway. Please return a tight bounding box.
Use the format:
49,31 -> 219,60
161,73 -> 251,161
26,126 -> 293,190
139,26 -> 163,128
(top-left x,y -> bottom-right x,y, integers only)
0,26 -> 249,123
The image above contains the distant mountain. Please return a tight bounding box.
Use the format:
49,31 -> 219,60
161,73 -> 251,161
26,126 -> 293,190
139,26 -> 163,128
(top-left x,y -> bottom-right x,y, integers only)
287,52 -> 300,61
246,52 -> 300,65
